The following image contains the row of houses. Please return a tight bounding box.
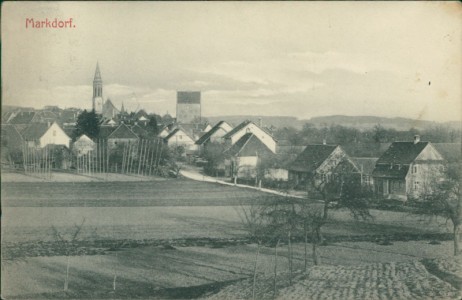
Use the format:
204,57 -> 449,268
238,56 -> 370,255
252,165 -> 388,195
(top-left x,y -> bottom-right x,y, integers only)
182,119 -> 460,202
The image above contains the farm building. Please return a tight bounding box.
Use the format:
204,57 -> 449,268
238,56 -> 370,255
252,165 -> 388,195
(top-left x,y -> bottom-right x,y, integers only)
195,121 -> 234,150
287,144 -> 353,188
164,127 -> 198,152
222,120 -> 277,153
224,133 -> 274,180
350,157 -> 379,186
372,136 -> 445,201
106,123 -> 139,148
21,122 -> 71,149
73,134 -> 96,156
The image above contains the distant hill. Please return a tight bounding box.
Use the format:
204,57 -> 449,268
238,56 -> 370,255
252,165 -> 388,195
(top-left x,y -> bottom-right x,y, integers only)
304,115 -> 461,131
205,115 -> 461,131
205,115 -> 302,129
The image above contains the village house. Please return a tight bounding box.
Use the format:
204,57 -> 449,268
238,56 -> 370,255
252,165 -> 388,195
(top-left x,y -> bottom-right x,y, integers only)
195,121 -> 234,151
21,122 -> 71,149
222,120 -> 277,153
350,157 -> 379,187
72,134 -> 96,156
106,123 -> 139,149
372,135 -> 445,201
164,127 -> 198,152
224,133 -> 275,180
287,143 -> 353,188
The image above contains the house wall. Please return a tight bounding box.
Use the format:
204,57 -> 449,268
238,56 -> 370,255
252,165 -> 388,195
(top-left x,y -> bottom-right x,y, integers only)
229,123 -> 276,153
406,162 -> 444,199
166,130 -> 197,151
210,127 -> 229,143
158,128 -> 170,138
265,168 -> 289,181
73,136 -> 96,156
235,156 -> 259,178
39,123 -> 70,148
108,138 -> 138,149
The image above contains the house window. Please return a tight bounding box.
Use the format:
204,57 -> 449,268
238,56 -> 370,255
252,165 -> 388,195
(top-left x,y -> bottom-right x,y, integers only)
412,165 -> 418,174
414,181 -> 420,190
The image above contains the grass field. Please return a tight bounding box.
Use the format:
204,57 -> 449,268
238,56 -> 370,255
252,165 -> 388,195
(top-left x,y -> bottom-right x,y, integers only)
2,177 -> 460,299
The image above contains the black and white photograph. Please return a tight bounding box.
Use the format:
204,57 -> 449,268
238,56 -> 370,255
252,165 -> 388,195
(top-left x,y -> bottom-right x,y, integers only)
1,1 -> 461,299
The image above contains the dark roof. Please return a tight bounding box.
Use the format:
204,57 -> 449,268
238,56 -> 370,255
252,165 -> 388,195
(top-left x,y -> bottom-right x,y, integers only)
98,126 -> 116,139
21,123 -> 49,140
225,133 -> 274,158
195,121 -> 229,145
376,142 -> 430,164
1,124 -> 24,149
222,120 -> 252,139
31,111 -> 58,123
60,110 -> 79,123
107,123 -> 138,140
177,91 -> 201,104
351,157 -> 379,175
372,163 -> 410,179
8,112 -> 36,124
130,124 -> 150,139
288,144 -> 339,173
432,143 -> 462,163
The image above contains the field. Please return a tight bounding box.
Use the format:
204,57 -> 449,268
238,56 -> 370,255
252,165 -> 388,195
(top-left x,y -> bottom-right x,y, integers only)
1,174 -> 461,299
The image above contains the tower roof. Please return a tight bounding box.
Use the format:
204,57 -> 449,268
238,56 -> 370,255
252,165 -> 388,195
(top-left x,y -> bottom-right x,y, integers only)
94,62 -> 102,81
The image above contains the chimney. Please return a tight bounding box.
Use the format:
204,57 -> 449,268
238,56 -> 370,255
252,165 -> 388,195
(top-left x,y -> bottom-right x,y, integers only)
258,117 -> 262,127
47,121 -> 51,128
414,135 -> 420,144
323,139 -> 326,145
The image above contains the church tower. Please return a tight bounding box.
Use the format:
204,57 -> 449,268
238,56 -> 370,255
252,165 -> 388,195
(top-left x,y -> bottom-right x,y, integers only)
92,62 -> 103,113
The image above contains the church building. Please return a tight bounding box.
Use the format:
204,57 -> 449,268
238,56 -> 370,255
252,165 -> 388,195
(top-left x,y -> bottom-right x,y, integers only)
92,62 -> 104,114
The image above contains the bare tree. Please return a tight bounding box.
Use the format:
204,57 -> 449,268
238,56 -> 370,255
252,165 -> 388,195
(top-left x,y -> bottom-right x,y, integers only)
50,218 -> 85,291
416,164 -> 461,255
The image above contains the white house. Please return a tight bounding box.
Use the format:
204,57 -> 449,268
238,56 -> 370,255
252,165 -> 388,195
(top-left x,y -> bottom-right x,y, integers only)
222,120 -> 277,153
195,121 -> 234,148
21,122 -> 71,148
73,134 -> 96,156
164,128 -> 198,151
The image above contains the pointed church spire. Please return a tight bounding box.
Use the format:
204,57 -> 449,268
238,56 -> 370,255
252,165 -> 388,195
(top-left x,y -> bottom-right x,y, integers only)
121,102 -> 125,113
94,62 -> 102,81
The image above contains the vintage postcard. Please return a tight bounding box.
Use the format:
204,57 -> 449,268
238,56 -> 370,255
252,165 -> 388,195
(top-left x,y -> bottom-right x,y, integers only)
1,1 -> 461,299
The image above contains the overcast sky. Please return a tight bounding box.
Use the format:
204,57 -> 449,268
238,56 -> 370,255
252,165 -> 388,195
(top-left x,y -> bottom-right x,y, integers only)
2,2 -> 461,122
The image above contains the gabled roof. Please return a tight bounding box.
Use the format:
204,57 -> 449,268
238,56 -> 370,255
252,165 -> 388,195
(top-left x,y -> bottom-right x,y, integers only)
351,157 -> 379,175
432,143 -> 462,163
8,112 -> 36,124
107,123 -> 139,139
31,111 -> 58,123
225,133 -> 274,158
21,123 -> 50,140
131,124 -> 150,139
287,144 -> 339,173
98,126 -> 116,139
195,121 -> 231,145
372,164 -> 410,179
1,124 -> 24,149
164,128 -> 194,141
222,120 -> 252,139
375,141 -> 430,165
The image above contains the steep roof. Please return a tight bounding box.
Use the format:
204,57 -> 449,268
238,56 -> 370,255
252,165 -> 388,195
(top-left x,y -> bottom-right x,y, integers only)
375,141 -> 430,165
225,133 -> 274,157
351,157 -> 379,175
432,143 -> 462,163
94,62 -> 102,81
195,121 -> 230,145
98,126 -> 116,139
8,112 -> 36,125
164,128 -> 194,141
130,124 -> 150,139
1,124 -> 24,149
288,144 -> 339,173
21,123 -> 49,140
107,123 -> 138,139
222,120 -> 252,139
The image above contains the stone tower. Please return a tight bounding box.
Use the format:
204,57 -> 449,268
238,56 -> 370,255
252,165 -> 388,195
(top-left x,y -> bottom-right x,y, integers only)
176,91 -> 201,125
92,62 -> 103,113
